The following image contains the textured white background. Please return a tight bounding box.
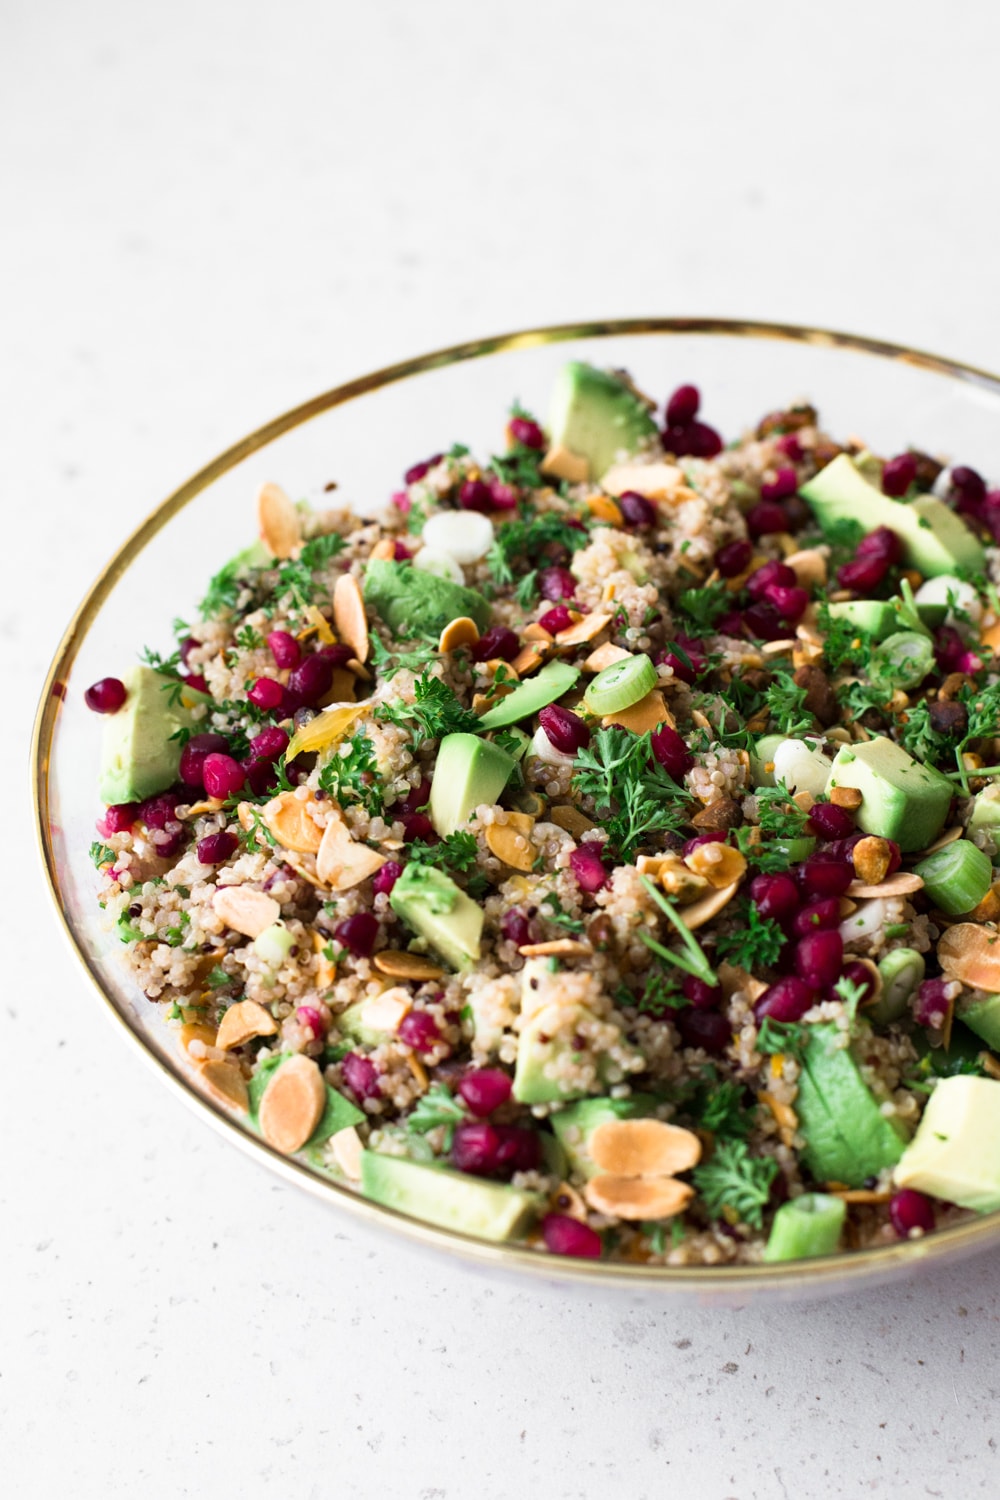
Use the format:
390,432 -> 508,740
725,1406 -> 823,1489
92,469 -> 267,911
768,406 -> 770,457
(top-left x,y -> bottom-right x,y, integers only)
6,2 -> 1000,1495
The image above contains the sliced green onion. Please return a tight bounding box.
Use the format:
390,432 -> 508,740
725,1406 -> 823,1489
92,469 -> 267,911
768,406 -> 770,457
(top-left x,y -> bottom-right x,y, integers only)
584,654 -> 656,714
913,839 -> 993,916
762,1194 -> 846,1263
868,947 -> 926,1025
869,630 -> 935,691
637,875 -> 718,987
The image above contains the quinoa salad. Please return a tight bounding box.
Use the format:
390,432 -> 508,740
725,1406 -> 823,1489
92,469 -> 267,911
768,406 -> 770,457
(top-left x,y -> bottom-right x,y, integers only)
84,362 -> 1000,1267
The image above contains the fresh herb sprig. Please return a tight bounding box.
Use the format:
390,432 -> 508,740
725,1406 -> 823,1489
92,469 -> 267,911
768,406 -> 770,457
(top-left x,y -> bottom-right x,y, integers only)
318,731 -> 384,818
715,903 -> 786,970
637,876 -> 719,990
405,831 -> 479,876
486,513 -> 588,585
765,670 -> 813,736
405,1083 -> 470,1149
572,728 -> 690,862
375,672 -> 479,748
275,532 -> 347,609
368,633 -> 440,681
691,1139 -> 779,1229
676,582 -> 731,632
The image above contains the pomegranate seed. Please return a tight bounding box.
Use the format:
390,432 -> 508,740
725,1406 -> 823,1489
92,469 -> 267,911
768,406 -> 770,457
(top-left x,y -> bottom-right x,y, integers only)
754,976 -> 815,1024
682,974 -> 719,1010
501,909 -> 533,947
538,604 -> 574,634
677,1008 -> 731,1054
542,1213 -> 602,1258
509,416 -> 546,449
764,583 -> 809,623
404,454 -> 443,484
393,540 -> 412,560
882,454 -> 917,497
760,467 -> 798,502
85,677 -> 127,714
472,626 -> 520,663
398,1010 -> 440,1053
287,652 -> 335,706
657,633 -> 706,684
296,1005 -> 325,1039
889,1189 -> 935,1237
182,674 -> 209,695
267,630 -> 301,669
747,500 -> 789,537
715,538 -> 753,577
372,861 -> 402,897
139,790 -> 182,829
342,1051 -> 381,1100
665,384 -> 700,425
179,732 -> 230,788
459,478 -> 493,513
798,855 -> 854,899
792,898 -> 841,935
775,433 -> 803,461
837,555 -> 890,592
569,844 -> 610,892
403,812 -> 436,842
149,828 -> 185,858
196,831 -> 238,864
914,978 -> 951,1029
538,566 -> 576,602
104,802 -> 139,833
458,1068 -> 512,1116
856,526 -> 904,564
619,491 -> 657,529
539,704 -> 590,754
746,560 -> 796,600
334,912 -> 378,957
488,479 -> 519,511
451,1120 -> 505,1175
249,725 -> 289,763
807,802 -> 856,840
950,465 -> 987,516
202,753 -> 247,800
248,676 -> 285,711
664,419 -> 722,458
682,831 -> 726,856
396,780 -> 429,817
750,873 -> 800,922
795,930 -> 843,988
493,1125 -> 541,1172
651,723 -> 694,779
838,959 -> 878,1004
179,636 -> 199,666
743,601 -> 787,641
935,625 -> 967,674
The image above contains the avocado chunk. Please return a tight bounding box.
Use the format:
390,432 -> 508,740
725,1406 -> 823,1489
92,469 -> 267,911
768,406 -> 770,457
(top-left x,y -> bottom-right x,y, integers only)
98,664 -> 195,805
824,737 -> 952,853
429,733 -> 517,836
389,863 -> 484,970
825,599 -> 902,641
762,1193 -> 847,1262
363,558 -> 491,636
800,454 -> 985,578
957,993 -> 1000,1051
552,1095 -> 657,1178
547,361 -> 659,483
360,1151 -> 541,1241
513,1003 -> 642,1105
894,1075 -> 1000,1212
797,1023 -> 909,1187
477,660 -> 580,731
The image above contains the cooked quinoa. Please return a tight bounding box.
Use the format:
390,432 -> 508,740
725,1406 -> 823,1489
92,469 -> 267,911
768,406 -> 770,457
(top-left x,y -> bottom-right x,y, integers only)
84,368 -> 1000,1266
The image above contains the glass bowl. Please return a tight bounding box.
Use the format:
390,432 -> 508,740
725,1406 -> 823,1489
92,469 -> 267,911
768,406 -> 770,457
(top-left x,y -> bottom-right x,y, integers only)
33,318 -> 1000,1303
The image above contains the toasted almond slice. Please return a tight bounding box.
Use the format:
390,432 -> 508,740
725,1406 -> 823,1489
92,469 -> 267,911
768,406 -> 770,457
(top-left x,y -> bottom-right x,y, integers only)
213,886 -> 281,938
636,854 -> 669,879
792,790 -> 816,813
909,825 -> 963,860
373,950 -> 446,981
183,797 -> 226,819
971,886 -> 1000,923
261,790 -> 324,853
320,838 -> 388,893
980,618 -> 1000,653
523,622 -> 555,644
484,658 -> 520,681
549,804 -> 596,838
438,615 -> 480,653
179,1020 -> 218,1055
717,962 -> 768,1002
584,1174 -> 694,1220
602,688 -> 674,734
330,1125 -> 364,1180
369,537 -> 397,561
684,842 -> 748,889
311,927 -> 336,988
551,1182 -> 588,1220
784,549 -> 828,588
333,573 -> 369,664
938,923 -> 1000,991
586,494 -> 623,525
326,667 -> 357,703
827,1188 -> 893,1205
590,1119 -> 702,1178
257,481 -> 300,559
555,611 -> 614,648
846,872 -> 925,898
215,999 -> 278,1051
259,1053 -> 326,1155
485,817 -> 537,872
313,810 -> 353,883
518,938 -> 591,958
540,443 -> 589,484
601,461 -> 683,500
511,646 -> 546,677
677,881 -> 740,931
347,657 -> 372,681
759,1091 -> 799,1142
584,642 -> 631,673
282,852 -> 328,890
852,957 -> 883,1007
980,1050 -> 1000,1080
197,1058 -> 249,1113
361,986 -> 412,1032
760,639 -> 797,657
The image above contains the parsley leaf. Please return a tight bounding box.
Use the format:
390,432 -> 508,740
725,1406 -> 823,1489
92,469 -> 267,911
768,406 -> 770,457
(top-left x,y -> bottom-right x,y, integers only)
765,670 -> 813,736
375,673 -> 480,749
486,513 -> 588,586
201,558 -> 254,618
405,831 -> 479,875
318,731 -> 383,818
274,532 -> 346,609
539,892 -> 585,934
368,633 -> 440,681
572,728 -> 689,862
692,1071 -> 752,1139
715,903 -> 786,970
815,600 -> 875,674
897,698 -> 956,764
692,1139 -> 779,1229
89,841 -> 116,869
753,783 -> 812,839
755,1016 -> 807,1060
676,582 -> 731,632
405,1083 -> 470,1149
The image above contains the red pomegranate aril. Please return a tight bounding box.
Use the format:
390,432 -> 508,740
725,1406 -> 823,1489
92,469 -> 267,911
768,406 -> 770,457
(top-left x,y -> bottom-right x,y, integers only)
914,978 -> 952,1029
798,855 -> 855,899
458,1068 -> 512,1116
335,912 -> 379,957
179,635 -> 199,666
750,872 -> 800,922
539,704 -> 591,754
451,1120 -> 504,1175
248,676 -> 285,711
459,478 -> 493,513
743,601 -> 787,641
395,780 -> 429,817
651,723 -> 694,779
104,802 -> 139,833
372,860 -> 403,898
150,828 -> 185,858
296,1005 -> 325,1039
839,959 -> 878,1004
538,566 -> 576,602
393,540 -> 412,560
398,1010 -> 440,1053
950,465 -> 987,516
747,500 -> 789,537
404,454 -> 443,485
856,526 -> 904,564
472,625 -> 520,663
754,976 -> 815,1024
202,753 -> 247,800
775,433 -> 804,461
715,538 -> 753,577
538,604 -> 575,635
179,731 -> 230,788
196,830 -> 238,864
287,652 -> 335,706
403,812 -> 436,843
501,908 -> 533,947
795,930 -> 843,988
619,491 -> 657,529
807,802 -> 855,841
509,416 -> 546,450
717,610 -> 745,636
889,1189 -> 935,1238
665,383 -> 700,425
881,454 -> 918,497
243,758 -> 277,797
682,830 -> 726,856
342,1051 -> 381,1101
570,844 -> 610,892
542,1213 -> 602,1259
267,630 -> 301,670
684,420 -> 723,458
792,898 -> 842,935
760,467 -> 798,502
488,479 -> 519,511
139,790 -> 182,828
182,674 -> 209,695
764,583 -> 809,623
249,725 -> 290,763
837,555 -> 889,592
657,633 -> 706,684
682,974 -> 719,1010
883,840 -> 902,875
85,677 -> 127,714
494,1125 -> 541,1173
746,560 -> 796,600
677,1008 -> 731,1054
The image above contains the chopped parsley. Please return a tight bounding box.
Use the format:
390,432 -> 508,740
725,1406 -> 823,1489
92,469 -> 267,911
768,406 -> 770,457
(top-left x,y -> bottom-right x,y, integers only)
405,1083 -> 470,1149
274,532 -> 346,609
200,558 -> 252,618
692,1070 -> 752,1139
691,1139 -> 779,1229
368,633 -> 440,680
486,513 -> 587,585
715,902 -> 786,970
318,731 -> 383,818
764,670 -> 812,736
755,1016 -> 807,1060
89,841 -> 116,869
815,600 -> 874,674
206,965 -> 232,989
540,892 -> 585,935
572,728 -> 689,862
374,672 -> 479,749
676,582 -> 730,632
405,831 -> 479,875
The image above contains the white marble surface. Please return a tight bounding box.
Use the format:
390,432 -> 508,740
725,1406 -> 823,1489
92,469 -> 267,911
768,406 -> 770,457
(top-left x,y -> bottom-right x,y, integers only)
6,2 -> 1000,1494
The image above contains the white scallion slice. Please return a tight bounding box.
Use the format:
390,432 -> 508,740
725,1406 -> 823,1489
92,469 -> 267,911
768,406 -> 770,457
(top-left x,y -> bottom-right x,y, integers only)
584,654 -> 656,714
422,509 -> 494,565
412,546 -> 465,585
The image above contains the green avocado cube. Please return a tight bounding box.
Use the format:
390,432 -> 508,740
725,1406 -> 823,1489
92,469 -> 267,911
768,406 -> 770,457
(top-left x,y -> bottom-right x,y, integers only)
363,558 -> 491,636
797,1023 -> 909,1187
390,864 -> 484,971
98,664 -> 195,805
894,1075 -> 1000,1212
477,660 -> 580,731
824,598 -> 900,641
360,1152 -> 541,1241
824,737 -> 952,853
547,361 -> 659,482
429,733 -> 517,836
957,993 -> 1000,1052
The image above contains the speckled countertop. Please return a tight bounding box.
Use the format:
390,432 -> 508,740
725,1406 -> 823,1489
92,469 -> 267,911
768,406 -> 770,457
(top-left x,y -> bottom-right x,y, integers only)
5,2 -> 1000,1494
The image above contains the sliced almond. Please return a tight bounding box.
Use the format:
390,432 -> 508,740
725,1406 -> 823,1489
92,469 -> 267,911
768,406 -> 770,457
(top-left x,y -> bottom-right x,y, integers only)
182,797 -> 226,819
258,1053 -> 326,1155
938,923 -> 1000,991
852,957 -> 883,1008
677,881 -> 740,931
333,573 -> 369,664
523,622 -> 555,644
760,639 -> 797,657
586,494 -> 623,525
590,1119 -> 701,1178
326,667 -> 357,703
684,842 -> 748,889
179,1020 -> 217,1055
540,443 -> 589,484
213,886 -> 281,939
347,657 -> 372,681
584,642 -> 631,673
601,461 -> 683,500
322,839 -> 388,893
551,1181 -> 588,1220
485,814 -> 537,872
717,962 -> 768,1002
257,482 -> 300,559
584,1174 -> 694,1220
405,1049 -> 430,1090
792,790 -> 816,813
555,611 -> 614,648
846,872 -> 925,898
511,646 -> 546,677
518,938 -> 591,958
971,886 -> 1000,923
483,658 -> 519,681
197,1058 -> 249,1113
261,791 -> 324,853
282,852 -> 328,890
827,1188 -> 893,1205
312,927 -> 336,988
829,785 -> 863,809
438,616 -> 480,653
602,688 -> 673,734
549,804 -> 596,838
373,950 -> 446,981
330,1125 -> 364,1180
759,1091 -> 799,1145
784,549 -> 828,588
360,986 -> 411,1032
215,999 -> 278,1051
369,537 -> 397,561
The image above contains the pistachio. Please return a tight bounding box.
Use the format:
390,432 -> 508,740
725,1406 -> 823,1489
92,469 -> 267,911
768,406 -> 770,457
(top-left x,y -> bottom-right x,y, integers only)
852,836 -> 894,887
